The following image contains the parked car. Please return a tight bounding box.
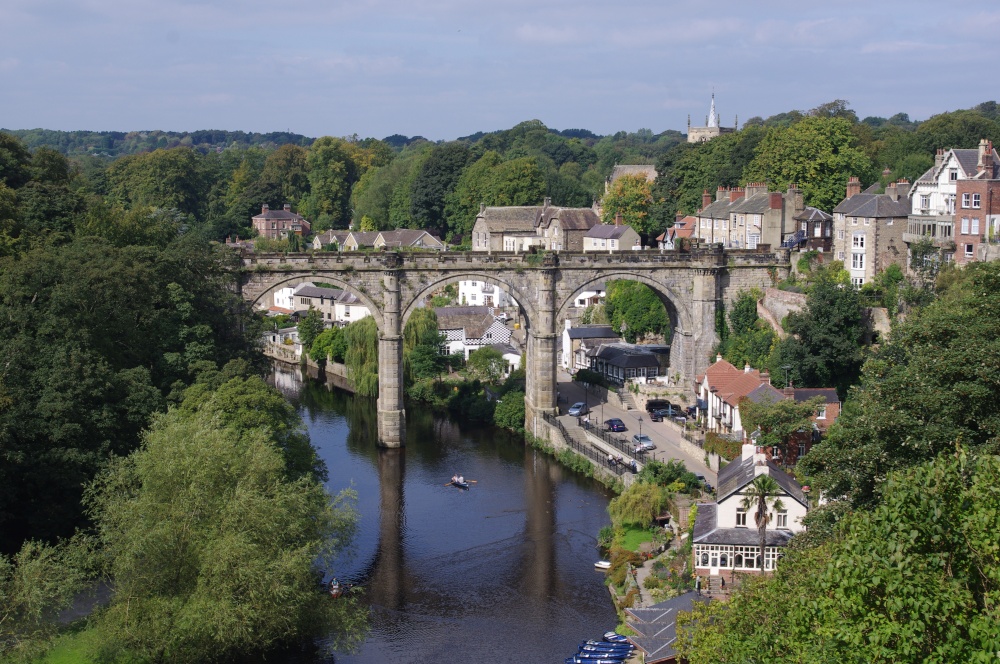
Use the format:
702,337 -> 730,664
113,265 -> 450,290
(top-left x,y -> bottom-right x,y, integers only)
696,474 -> 713,492
645,399 -> 673,413
648,410 -> 664,422
632,433 -> 656,451
568,402 -> 588,417
605,418 -> 627,432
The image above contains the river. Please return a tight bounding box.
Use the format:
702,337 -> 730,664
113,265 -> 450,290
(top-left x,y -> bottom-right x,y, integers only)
270,364 -> 618,663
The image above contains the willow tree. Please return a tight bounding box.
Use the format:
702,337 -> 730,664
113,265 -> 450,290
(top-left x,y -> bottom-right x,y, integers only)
608,481 -> 670,528
343,317 -> 379,397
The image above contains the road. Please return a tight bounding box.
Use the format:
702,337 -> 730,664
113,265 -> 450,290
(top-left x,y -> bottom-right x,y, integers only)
556,371 -> 717,486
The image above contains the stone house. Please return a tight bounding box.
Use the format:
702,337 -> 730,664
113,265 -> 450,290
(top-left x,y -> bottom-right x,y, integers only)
373,229 -> 445,251
692,443 -> 808,587
341,231 -> 380,251
832,178 -> 909,287
583,222 -> 641,252
656,216 -> 696,250
696,356 -> 774,437
561,320 -> 620,370
687,93 -> 736,144
457,279 -> 515,308
252,203 -> 311,240
784,207 -> 834,253
694,183 -> 804,249
741,383 -> 841,466
470,199 -> 601,252
312,230 -> 349,251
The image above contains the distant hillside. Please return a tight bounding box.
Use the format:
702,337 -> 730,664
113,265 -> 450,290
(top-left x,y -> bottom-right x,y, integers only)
0,128 -> 316,157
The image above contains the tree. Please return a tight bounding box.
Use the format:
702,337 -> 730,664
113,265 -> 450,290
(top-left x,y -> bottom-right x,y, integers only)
403,308 -> 444,383
297,308 -> 324,352
410,143 -> 472,237
343,317 -> 379,397
718,289 -> 777,371
743,116 -> 876,211
0,132 -> 31,189
465,346 -> 506,384
739,395 -> 825,460
105,147 -> 210,218
600,173 -> 654,237
301,136 -> 359,229
604,280 -> 669,343
739,474 -> 785,572
85,398 -> 366,663
493,390 -> 525,432
443,152 -> 545,240
607,481 -> 669,528
311,326 -> 347,363
259,144 -> 310,206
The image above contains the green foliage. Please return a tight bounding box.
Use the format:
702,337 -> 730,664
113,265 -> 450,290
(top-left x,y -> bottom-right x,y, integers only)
573,368 -> 610,389
493,390 -> 525,432
311,326 -> 347,363
296,308 -> 325,353
465,346 -> 507,384
601,172 -> 655,237
105,147 -> 210,218
343,317 -> 379,397
718,289 -> 777,371
300,136 -> 359,229
608,481 -> 669,528
604,280 -> 669,343
443,151 -> 546,240
636,459 -> 699,493
743,116 -> 876,211
410,143 -> 473,238
802,261 -> 1000,508
739,395 -> 825,458
0,539 -> 90,662
678,453 -> 1000,664
555,448 -> 594,478
85,392 -> 365,662
703,432 -> 743,461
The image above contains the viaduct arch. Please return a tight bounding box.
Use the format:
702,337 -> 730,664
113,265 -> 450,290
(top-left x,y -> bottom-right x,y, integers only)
239,247 -> 790,447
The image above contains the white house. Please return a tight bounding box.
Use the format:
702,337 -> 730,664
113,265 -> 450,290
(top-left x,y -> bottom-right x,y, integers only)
458,280 -> 516,308
435,306 -> 513,359
561,319 -> 620,370
570,283 -> 606,308
489,343 -> 522,376
696,355 -> 774,438
692,443 -> 809,587
333,290 -> 371,326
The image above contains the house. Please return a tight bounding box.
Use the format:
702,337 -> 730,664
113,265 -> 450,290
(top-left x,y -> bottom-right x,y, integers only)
561,320 -> 620,370
374,229 -> 445,251
252,204 -> 311,240
489,343 -> 522,376
435,306 -> 513,359
569,283 -> 606,308
693,183 -> 805,249
687,93 -> 736,144
589,343 -> 669,385
458,280 -> 515,308
312,230 -> 349,251
333,290 -> 371,326
741,383 -> 840,465
470,199 -> 601,252
691,443 -> 809,587
696,356 -> 774,437
952,140 -> 1000,265
583,222 -> 641,252
833,177 -> 909,287
292,284 -> 341,323
341,231 -> 380,251
656,215 -> 696,250
471,205 -> 542,252
624,591 -> 711,663
783,207 -> 834,252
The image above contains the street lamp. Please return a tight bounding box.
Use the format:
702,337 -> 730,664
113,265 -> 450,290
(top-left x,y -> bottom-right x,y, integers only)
781,364 -> 792,388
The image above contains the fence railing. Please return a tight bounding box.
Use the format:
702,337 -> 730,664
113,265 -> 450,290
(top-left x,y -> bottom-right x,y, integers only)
540,413 -> 628,475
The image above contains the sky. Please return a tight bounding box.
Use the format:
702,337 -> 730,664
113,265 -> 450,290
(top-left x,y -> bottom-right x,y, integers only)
2,0 -> 999,141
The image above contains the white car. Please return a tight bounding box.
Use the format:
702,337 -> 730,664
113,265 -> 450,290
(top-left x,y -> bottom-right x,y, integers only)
631,433 -> 656,451
568,402 -> 588,416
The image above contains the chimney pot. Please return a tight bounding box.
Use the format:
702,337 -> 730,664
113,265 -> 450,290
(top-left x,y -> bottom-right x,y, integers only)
744,363 -> 752,373
760,371 -> 770,385
846,177 -> 861,199
283,203 -> 291,211
262,204 -> 269,213
716,353 -> 723,363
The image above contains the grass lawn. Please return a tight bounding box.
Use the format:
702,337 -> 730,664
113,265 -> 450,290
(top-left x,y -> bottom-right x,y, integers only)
618,526 -> 654,551
33,627 -> 98,664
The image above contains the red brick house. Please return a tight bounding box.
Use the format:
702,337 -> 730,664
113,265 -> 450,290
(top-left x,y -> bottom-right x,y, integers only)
252,203 -> 311,240
954,139 -> 1000,265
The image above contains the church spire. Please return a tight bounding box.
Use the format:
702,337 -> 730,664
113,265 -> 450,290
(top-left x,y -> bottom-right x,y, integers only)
708,92 -> 718,128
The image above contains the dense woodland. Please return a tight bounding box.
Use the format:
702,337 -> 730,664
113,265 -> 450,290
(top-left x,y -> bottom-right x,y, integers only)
2,100 -> 1000,661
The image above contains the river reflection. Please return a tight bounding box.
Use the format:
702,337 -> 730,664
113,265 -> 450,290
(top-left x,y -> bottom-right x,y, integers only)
271,364 -> 617,663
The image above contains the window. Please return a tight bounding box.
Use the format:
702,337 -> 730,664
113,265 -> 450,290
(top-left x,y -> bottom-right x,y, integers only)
776,510 -> 788,529
748,234 -> 760,249
851,217 -> 858,226
920,195 -> 930,209
838,251 -> 845,260
300,297 -> 312,305
852,234 -> 865,249
972,218 -> 980,234
966,244 -> 974,258
864,218 -> 871,226
736,509 -> 747,527
701,552 -> 709,566
950,168 -> 958,181
973,193 -> 981,209
734,553 -> 743,567
801,221 -> 808,232
798,441 -> 806,459
814,224 -> 822,237
852,253 -> 865,270
947,195 -> 956,214
851,276 -> 864,287
962,217 -> 970,234
962,193 -> 971,208
719,553 -> 728,567
817,406 -> 827,419
838,229 -> 844,240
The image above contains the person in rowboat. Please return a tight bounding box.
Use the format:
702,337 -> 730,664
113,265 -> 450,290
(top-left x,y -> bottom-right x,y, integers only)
451,474 -> 458,484
457,475 -> 464,483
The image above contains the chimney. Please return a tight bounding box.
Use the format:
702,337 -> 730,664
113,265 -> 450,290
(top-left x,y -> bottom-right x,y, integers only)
769,192 -> 783,210
716,353 -> 723,363
702,189 -> 712,209
717,186 -> 728,202
261,204 -> 269,214
760,371 -> 770,385
283,203 -> 291,211
729,187 -> 745,203
979,138 -> 994,174
783,384 -> 794,398
741,443 -> 756,461
544,196 -> 552,208
744,363 -> 752,374
846,176 -> 861,199
745,182 -> 767,198
885,182 -> 898,201
785,182 -> 804,220
935,148 -> 945,168
479,202 -> 486,215
614,211 -> 622,226
896,178 -> 911,199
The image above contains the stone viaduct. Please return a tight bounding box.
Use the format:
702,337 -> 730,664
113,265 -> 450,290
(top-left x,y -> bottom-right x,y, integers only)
239,247 -> 791,447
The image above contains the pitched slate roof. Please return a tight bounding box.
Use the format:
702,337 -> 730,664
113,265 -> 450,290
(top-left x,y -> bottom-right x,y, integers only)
543,207 -> 601,231
715,454 -> 808,507
698,198 -> 734,219
295,285 -> 342,300
790,387 -> 839,404
586,224 -> 634,239
692,502 -> 797,547
335,290 -> 363,304
314,230 -> 348,245
729,192 -> 773,214
567,325 -> 618,340
833,193 -> 909,218
347,231 -> 380,247
377,229 -> 444,248
252,207 -> 308,222
434,306 -> 495,339
477,206 -> 541,233
592,344 -> 667,368
625,591 -> 711,664
744,383 -> 785,404
794,206 -> 832,222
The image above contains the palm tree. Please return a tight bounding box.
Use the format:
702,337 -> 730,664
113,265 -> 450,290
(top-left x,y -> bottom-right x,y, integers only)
739,474 -> 785,572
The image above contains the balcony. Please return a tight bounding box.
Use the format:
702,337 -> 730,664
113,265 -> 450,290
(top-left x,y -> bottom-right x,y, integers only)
904,215 -> 954,246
